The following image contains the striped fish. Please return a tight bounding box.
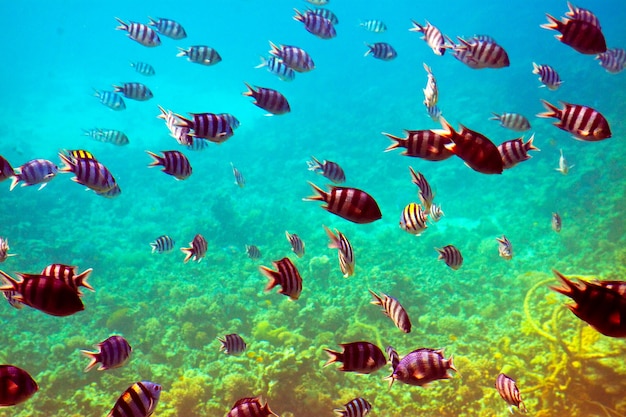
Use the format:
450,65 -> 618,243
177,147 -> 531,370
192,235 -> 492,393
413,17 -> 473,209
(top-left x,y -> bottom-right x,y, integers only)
596,48 -> 626,73
181,234 -> 208,263
364,42 -> 397,61
113,82 -> 153,101
552,212 -> 562,233
218,113 -> 240,130
107,381 -> 161,417
334,397 -> 372,417
94,90 -> 126,111
0,270 -> 84,317
0,365 -> 38,406
81,335 -> 132,372
386,345 -> 400,371
58,153 -> 116,193
324,341 -> 387,374
218,333 -> 247,355
150,235 -> 175,254
436,245 -> 463,270
496,236 -> 513,260
408,167 -> 433,211
429,203 -> 444,222
97,183 -> 122,199
307,156 -> 345,184
495,373 -> 527,413
64,149 -> 95,161
230,163 -> 245,188
541,14 -> 606,54
243,83 -> 290,115
537,100 -> 611,141
426,105 -> 442,122
422,63 -> 438,108
148,17 -> 187,39
399,203 -> 428,236
490,112 -> 530,131
41,263 -> 94,295
268,42 -> 315,72
146,150 -> 192,180
10,159 -> 58,191
452,36 -> 510,69
388,348 -> 456,387
130,61 -> 155,76
259,257 -> 303,301
0,156 -> 14,181
369,290 -> 411,333
174,111 -> 230,142
256,56 -> 295,82
304,182 -> 382,224
498,135 -> 539,169
176,45 -> 222,66
324,226 -> 354,278
410,20 -> 446,55
84,129 -> 130,146
227,397 -> 277,417
309,8 -> 339,25
565,2 -> 601,28
360,20 -> 387,33
115,18 -> 161,47
383,130 -> 453,161
294,9 -> 336,39
0,237 -> 15,263
285,231 -> 305,258
532,63 -> 562,90
185,137 -> 210,151
245,245 -> 261,260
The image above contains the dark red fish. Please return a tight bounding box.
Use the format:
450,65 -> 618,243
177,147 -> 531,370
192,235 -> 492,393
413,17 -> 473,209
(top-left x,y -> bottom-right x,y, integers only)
243,83 -> 290,115
181,234 -> 207,263
258,257 -> 303,300
0,365 -> 38,406
537,100 -> 611,141
147,150 -> 193,180
437,118 -> 503,174
227,396 -> 277,417
452,37 -> 510,69
324,341 -> 387,374
551,270 -> 626,338
41,263 -> 94,296
304,182 -> 382,224
383,130 -> 453,161
541,14 -> 607,54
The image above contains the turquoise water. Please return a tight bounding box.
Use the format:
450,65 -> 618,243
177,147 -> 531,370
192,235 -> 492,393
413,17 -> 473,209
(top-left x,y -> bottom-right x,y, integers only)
0,0 -> 625,416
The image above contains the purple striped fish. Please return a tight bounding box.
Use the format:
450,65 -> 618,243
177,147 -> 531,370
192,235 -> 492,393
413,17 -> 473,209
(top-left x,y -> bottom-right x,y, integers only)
256,56 -> 296,82
227,397 -> 277,417
409,167 -> 433,211
596,48 -> 626,73
10,159 -> 57,191
388,348 -> 456,387
496,373 -> 527,412
436,245 -> 463,270
324,226 -> 354,278
0,365 -> 38,406
304,182 -> 382,224
148,17 -> 187,39
175,112 -> 233,142
113,82 -> 153,101
130,61 -> 155,76
324,341 -> 387,374
410,20 -> 447,55
107,381 -> 161,417
399,203 -> 428,236
498,134 -> 539,169
565,2 -> 601,28
259,257 -> 303,301
364,42 -> 397,61
429,203 -> 444,222
552,212 -> 562,233
0,156 -> 14,182
147,150 -> 192,180
490,112 -> 530,131
285,231 -> 305,258
386,345 -> 400,371
94,90 -> 126,111
383,130 -> 453,161
115,18 -> 161,47
81,335 -> 132,372
307,156 -> 345,184
369,290 -> 412,333
218,333 -> 247,355
176,45 -> 222,66
496,236 -> 513,260
41,263 -> 94,295
58,153 -> 116,193
360,20 -> 387,33
84,128 -> 130,146
541,14 -> 606,54
538,100 -> 611,141
334,397 -> 372,417
532,63 -> 562,90
243,83 -> 290,115
245,245 -> 261,260
294,9 -> 336,39
309,8 -> 339,25
268,42 -> 315,72
181,234 -> 207,263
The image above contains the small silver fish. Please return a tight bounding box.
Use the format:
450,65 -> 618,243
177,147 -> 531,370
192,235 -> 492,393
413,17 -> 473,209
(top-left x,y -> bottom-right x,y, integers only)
496,235 -> 513,260
422,63 -> 438,108
555,149 -> 574,175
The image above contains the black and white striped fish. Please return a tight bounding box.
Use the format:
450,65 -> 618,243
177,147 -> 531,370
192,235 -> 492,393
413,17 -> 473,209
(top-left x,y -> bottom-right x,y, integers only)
181,234 -> 207,263
429,203 -> 444,222
218,113 -> 240,130
324,226 -> 354,278
498,134 -> 539,169
399,203 -> 428,235
185,137 -> 209,151
41,263 -> 94,295
369,290 -> 412,333
596,48 -> 626,73
422,63 -> 438,108
230,163 -> 245,188
0,237 -> 14,263
94,90 -> 126,111
175,113 -> 233,142
436,245 -> 463,270
495,373 -> 527,413
150,235 -> 175,253
409,167 -> 433,211
386,345 -> 400,370
496,236 -> 513,260
388,348 -> 456,387
383,130 -> 453,161
360,19 -> 387,33
148,17 -> 187,39
245,245 -> 261,260
81,335 -> 132,372
532,63 -> 562,90
307,156 -> 345,184
113,82 -> 153,101
259,257 -> 303,300
426,105 -> 442,122
294,9 -> 336,39
304,183 -> 382,224
114,18 -> 161,47
10,159 -> 58,191
177,45 -> 222,66
97,184 -> 121,199
410,20 -> 446,55
308,8 -> 339,25
218,333 -> 247,355
227,397 -> 277,417
538,100 -> 611,141
146,150 -> 192,180
364,42 -> 397,60
130,61 -> 155,76
84,128 -> 130,146
324,341 -> 386,374
243,83 -> 290,115
0,365 -> 38,406
333,397 -> 372,417
256,56 -> 296,81
285,231 -> 305,258
490,112 -> 530,131
269,42 -> 315,72
58,153 -> 116,193
107,381 -> 161,417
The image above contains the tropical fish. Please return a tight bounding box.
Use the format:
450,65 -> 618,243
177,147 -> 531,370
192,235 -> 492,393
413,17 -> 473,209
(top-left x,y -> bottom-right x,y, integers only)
285,231 -> 305,258
360,20 -> 387,33
0,155 -> 14,181
58,153 -> 117,193
436,245 -> 463,270
422,63 -> 438,108
176,45 -> 222,66
258,257 -> 303,301
115,18 -> 161,47
426,105 -> 442,122
490,112 -> 530,131
148,17 -> 187,39
309,8 -> 338,25
324,341 -> 387,374
243,83 -> 290,115
498,134 -> 539,169
130,61 -> 155,76
150,235 -> 175,254
218,333 -> 247,355
369,290 -> 412,333
538,100 -> 611,141
0,365 -> 38,406
10,159 -> 58,191
565,2 -> 601,28
551,270 -> 626,337
97,184 -> 122,199
175,112 -> 233,142
410,20 -> 446,55
307,156 -> 345,184
107,381 -> 161,417
181,234 -> 208,263
226,397 -> 277,417
230,163 -> 245,188
245,245 -> 261,260
81,335 -> 132,372
451,36 -> 510,69
383,130 -> 453,161
399,202 -> 428,236
0,270 -> 84,317
304,182 -> 382,224
84,128 -> 130,146
552,212 -> 562,233
541,14 -> 606,54
387,348 -> 456,387
334,397 -> 372,417
0,237 -> 15,263
218,113 -> 241,130
386,345 -> 400,370
429,204 -> 444,222
294,9 -> 336,39
324,225 -> 355,278
113,82 -> 153,101
146,150 -> 192,180
496,236 -> 513,260
63,149 -> 95,161
555,149 -> 574,175
94,89 -> 126,111
41,263 -> 94,295
495,373 -> 527,413
255,56 -> 296,82
408,167 -> 433,211
364,42 -> 397,61
268,42 -> 315,72
596,48 -> 626,74
532,63 -> 562,90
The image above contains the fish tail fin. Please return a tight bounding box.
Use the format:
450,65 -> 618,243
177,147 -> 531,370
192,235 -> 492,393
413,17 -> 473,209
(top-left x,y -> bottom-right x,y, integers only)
549,269 -> 580,297
323,348 -> 342,367
112,84 -> 122,93
423,62 -> 432,74
114,17 -> 128,31
156,105 -> 169,119
268,41 -> 280,56
382,132 -> 404,152
540,14 -> 561,31
384,373 -> 396,388
80,350 -> 99,372
217,336 -> 226,352
146,151 -> 163,167
447,355 -> 458,373
293,8 -> 304,22
254,56 -> 268,69
332,408 -> 345,417
180,246 -> 194,263
369,289 -> 382,306
259,265 -> 280,292
531,62 -> 540,74
408,166 -> 420,185
488,112 -> 501,121
537,99 -> 560,119
0,270 -> 17,291
57,152 -> 76,173
175,46 -> 188,57
302,181 -> 326,202
74,268 -> 95,292
9,174 -> 20,191
242,82 -> 254,97
363,43 -> 372,57
409,20 -> 424,32
323,225 -> 339,248
147,16 -> 157,26
437,116 -> 456,138
525,134 -> 540,152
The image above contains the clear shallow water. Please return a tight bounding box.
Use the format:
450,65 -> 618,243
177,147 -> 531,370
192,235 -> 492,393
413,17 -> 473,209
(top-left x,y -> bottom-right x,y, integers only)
0,0 -> 625,416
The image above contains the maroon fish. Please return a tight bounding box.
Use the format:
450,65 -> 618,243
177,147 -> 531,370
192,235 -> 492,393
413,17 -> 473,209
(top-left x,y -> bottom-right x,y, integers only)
0,365 -> 38,406
537,100 -> 611,141
452,37 -> 510,69
181,234 -> 207,263
304,182 -> 382,224
383,130 -> 453,161
324,341 -> 387,374
81,335 -> 132,372
227,397 -> 277,417
147,150 -> 193,180
243,83 -> 290,115
541,14 -> 606,54
258,257 -> 303,300
41,263 -> 94,296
